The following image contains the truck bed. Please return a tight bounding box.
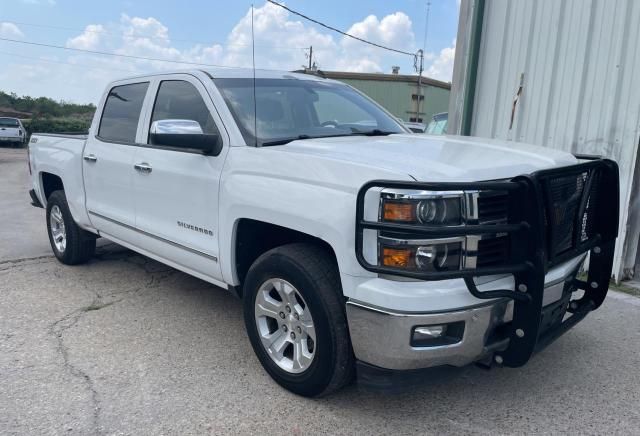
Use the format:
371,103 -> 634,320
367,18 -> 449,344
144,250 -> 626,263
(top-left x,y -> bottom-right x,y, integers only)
29,133 -> 88,223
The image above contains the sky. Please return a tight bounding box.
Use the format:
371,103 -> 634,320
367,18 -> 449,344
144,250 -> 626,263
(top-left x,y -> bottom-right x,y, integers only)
0,0 -> 460,103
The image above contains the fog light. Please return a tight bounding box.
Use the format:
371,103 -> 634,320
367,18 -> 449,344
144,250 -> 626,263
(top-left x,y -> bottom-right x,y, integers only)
414,325 -> 446,339
411,321 -> 465,347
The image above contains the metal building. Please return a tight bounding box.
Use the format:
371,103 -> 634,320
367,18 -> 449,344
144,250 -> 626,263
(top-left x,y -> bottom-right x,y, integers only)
449,0 -> 640,281
303,70 -> 451,123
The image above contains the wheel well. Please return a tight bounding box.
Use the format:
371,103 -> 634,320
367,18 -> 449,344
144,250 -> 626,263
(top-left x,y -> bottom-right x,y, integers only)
41,173 -> 64,200
234,219 -> 338,294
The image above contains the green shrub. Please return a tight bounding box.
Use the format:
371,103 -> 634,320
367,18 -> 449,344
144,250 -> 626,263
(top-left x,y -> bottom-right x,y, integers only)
22,117 -> 91,136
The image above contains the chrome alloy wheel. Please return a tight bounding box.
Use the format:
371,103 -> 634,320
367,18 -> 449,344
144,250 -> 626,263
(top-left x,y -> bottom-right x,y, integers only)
254,278 -> 316,374
49,205 -> 67,253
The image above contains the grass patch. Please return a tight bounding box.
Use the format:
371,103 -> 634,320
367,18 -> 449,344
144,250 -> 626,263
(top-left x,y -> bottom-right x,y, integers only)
609,280 -> 640,298
576,272 -> 640,297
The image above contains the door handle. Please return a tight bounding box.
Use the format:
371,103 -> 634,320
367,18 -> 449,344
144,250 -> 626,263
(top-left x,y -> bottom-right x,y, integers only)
134,162 -> 152,173
83,154 -> 97,162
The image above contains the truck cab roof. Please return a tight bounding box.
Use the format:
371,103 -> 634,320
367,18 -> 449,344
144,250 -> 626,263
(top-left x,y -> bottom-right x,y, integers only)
110,68 -> 330,84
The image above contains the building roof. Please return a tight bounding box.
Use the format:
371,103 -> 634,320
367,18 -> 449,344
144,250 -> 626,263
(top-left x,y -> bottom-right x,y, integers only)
300,70 -> 451,90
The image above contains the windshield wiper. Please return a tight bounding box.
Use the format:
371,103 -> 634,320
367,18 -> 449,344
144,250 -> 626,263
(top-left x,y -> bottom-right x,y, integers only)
351,129 -> 397,136
260,130 -> 397,146
260,135 -> 314,147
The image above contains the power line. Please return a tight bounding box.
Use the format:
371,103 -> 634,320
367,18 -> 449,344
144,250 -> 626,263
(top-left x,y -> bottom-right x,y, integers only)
0,50 -> 135,73
265,0 -> 416,57
1,19 -> 310,50
0,37 -> 238,68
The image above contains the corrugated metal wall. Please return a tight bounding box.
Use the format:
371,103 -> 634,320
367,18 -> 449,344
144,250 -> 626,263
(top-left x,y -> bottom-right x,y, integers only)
455,0 -> 640,280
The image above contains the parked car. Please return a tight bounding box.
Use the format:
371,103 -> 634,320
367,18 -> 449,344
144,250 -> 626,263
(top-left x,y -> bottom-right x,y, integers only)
27,69 -> 619,397
403,121 -> 427,133
426,112 -> 448,135
0,117 -> 27,147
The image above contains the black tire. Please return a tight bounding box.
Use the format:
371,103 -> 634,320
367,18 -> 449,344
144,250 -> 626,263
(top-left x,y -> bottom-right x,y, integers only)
243,243 -> 354,397
46,190 -> 96,265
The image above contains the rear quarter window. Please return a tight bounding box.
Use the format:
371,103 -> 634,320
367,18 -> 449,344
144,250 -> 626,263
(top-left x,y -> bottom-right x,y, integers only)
98,82 -> 149,143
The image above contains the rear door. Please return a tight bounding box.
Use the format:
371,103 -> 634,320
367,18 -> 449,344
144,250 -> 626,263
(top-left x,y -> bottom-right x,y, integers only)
84,80 -> 150,242
132,74 -> 229,282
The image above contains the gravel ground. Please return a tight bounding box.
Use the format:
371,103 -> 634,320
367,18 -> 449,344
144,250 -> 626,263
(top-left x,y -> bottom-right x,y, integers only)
1,148 -> 639,435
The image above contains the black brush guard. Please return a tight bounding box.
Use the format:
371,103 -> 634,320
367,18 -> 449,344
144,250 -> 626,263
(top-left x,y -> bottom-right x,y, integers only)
355,157 -> 619,367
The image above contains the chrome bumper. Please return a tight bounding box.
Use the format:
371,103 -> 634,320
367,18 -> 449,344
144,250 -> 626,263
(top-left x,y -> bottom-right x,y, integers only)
346,272 -> 575,371
346,299 -> 513,370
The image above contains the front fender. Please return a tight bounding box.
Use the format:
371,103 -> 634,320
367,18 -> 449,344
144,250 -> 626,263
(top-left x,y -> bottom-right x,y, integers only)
219,172 -> 362,285
218,147 -> 414,288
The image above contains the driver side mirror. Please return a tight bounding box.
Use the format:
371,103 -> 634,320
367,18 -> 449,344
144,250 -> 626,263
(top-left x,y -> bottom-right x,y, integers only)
149,119 -> 222,155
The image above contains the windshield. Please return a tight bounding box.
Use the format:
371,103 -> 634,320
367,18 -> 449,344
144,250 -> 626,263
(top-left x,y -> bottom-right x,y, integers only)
426,113 -> 448,135
213,78 -> 406,146
0,118 -> 20,128
426,118 -> 447,135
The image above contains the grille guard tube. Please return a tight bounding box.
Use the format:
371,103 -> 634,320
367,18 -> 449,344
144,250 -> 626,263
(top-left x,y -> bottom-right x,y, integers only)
355,157 -> 619,367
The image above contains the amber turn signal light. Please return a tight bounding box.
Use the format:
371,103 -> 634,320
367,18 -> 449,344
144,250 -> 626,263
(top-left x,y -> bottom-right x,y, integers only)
382,247 -> 414,268
383,201 -> 416,222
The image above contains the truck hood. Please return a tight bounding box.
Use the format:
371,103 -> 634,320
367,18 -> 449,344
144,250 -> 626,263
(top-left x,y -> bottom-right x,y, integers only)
277,134 -> 578,182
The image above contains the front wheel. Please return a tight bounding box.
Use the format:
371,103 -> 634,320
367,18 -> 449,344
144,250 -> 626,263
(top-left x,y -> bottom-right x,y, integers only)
243,243 -> 354,397
46,190 -> 96,265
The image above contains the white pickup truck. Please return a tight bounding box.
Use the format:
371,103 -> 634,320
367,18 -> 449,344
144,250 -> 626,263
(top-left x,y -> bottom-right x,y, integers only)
28,69 -> 619,397
0,117 -> 27,147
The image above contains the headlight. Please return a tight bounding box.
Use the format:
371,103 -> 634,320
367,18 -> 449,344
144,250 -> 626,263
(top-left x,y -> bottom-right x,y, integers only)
381,193 -> 463,225
375,189 -> 508,273
380,238 -> 463,272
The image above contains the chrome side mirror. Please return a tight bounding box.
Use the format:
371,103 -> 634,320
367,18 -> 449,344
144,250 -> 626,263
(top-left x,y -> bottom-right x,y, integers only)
150,119 -> 204,135
149,119 -> 222,155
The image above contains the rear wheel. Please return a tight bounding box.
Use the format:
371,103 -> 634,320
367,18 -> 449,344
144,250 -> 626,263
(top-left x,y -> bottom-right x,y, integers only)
46,190 -> 96,265
243,243 -> 354,397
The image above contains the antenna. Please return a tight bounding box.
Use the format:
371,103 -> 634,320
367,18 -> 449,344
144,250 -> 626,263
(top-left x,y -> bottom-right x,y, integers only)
251,4 -> 258,147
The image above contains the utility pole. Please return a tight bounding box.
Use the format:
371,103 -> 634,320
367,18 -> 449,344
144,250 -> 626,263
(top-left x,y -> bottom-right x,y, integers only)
416,49 -> 424,122
308,45 -> 313,70
416,1 -> 430,123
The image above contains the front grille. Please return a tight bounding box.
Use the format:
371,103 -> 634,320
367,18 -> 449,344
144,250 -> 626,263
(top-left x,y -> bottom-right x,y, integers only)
476,235 -> 509,268
544,170 -> 600,256
478,192 -> 509,224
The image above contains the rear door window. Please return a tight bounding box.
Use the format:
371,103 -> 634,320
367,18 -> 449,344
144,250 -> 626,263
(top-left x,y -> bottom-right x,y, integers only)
98,82 -> 149,143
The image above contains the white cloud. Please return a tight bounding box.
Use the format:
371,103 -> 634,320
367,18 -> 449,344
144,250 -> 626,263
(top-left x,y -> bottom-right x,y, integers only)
0,22 -> 25,39
66,24 -> 104,50
121,15 -> 170,43
223,3 -> 415,73
222,2 -> 335,70
1,3 -> 456,102
114,14 -> 224,69
342,12 -> 415,52
425,39 -> 456,82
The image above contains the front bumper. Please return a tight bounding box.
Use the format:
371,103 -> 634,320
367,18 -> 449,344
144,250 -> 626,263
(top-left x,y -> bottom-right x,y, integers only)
346,262 -> 581,371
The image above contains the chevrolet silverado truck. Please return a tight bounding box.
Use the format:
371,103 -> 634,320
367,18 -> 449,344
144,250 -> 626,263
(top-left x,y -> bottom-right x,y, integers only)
27,69 -> 619,397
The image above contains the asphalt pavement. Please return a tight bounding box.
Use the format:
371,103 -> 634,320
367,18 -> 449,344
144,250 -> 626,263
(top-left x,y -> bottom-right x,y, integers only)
1,147 -> 639,435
